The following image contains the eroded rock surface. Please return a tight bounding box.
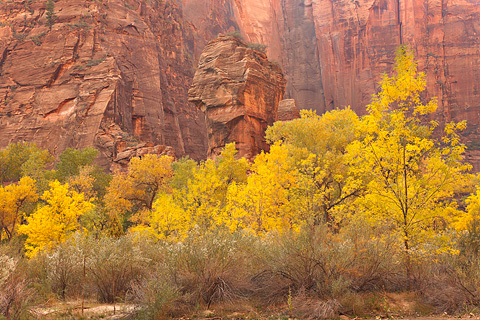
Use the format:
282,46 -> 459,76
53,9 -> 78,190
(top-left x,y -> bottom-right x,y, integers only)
182,0 -> 480,166
277,99 -> 300,122
0,0 -> 207,170
2,0 -> 480,167
188,36 -> 286,160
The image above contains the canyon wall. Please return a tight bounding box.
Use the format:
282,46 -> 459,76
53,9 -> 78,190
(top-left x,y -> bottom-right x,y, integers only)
182,0 -> 480,164
0,0 -> 207,169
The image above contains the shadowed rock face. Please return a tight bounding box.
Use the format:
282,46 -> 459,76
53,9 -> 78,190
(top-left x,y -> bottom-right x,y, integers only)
188,36 -> 286,160
0,0 -> 207,170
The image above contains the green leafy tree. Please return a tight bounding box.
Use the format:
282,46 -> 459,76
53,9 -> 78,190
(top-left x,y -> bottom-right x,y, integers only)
45,0 -> 57,29
55,147 -> 98,180
0,142 -> 53,185
55,147 -> 110,199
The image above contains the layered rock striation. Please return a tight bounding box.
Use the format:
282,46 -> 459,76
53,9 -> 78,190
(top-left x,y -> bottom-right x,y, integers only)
182,0 -> 480,166
188,36 -> 286,160
0,0 -> 207,170
1,0 -> 480,167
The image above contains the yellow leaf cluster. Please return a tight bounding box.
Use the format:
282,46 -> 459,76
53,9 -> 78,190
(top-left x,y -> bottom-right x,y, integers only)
19,180 -> 93,257
0,177 -> 38,241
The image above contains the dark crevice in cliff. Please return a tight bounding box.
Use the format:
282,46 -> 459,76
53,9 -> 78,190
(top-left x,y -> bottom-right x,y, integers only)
44,61 -> 76,88
353,1 -> 361,26
440,0 -> 452,121
279,0 -> 326,113
397,0 -> 403,45
91,30 -> 97,60
73,34 -> 81,61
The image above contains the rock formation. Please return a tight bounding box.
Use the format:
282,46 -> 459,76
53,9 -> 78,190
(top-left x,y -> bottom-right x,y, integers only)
1,0 -> 480,167
0,0 -> 207,170
184,0 -> 480,117
182,0 -> 480,167
188,36 -> 286,160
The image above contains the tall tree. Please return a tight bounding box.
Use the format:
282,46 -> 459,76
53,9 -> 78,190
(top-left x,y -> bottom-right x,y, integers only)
266,108 -> 363,226
0,142 -> 52,185
226,143 -> 298,233
105,154 -> 174,228
345,46 -> 470,279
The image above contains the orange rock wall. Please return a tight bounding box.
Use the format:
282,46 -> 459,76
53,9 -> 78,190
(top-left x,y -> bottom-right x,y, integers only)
188,36 -> 286,160
182,0 -> 480,164
194,0 -> 480,119
0,0 -> 207,169
1,0 -> 480,166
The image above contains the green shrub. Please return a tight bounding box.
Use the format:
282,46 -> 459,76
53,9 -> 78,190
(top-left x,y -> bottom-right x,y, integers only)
223,30 -> 243,40
0,247 -> 32,319
252,222 -> 402,313
165,228 -> 257,308
420,224 -> 480,313
86,56 -> 107,67
42,235 -> 84,300
84,234 -> 151,303
248,42 -> 267,53
131,275 -> 180,320
30,32 -> 47,46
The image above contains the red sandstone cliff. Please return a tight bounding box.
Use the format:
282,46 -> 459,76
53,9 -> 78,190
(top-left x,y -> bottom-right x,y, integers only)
1,0 -> 480,166
182,0 -> 480,165
183,0 -> 480,117
188,36 -> 286,160
0,0 -> 207,169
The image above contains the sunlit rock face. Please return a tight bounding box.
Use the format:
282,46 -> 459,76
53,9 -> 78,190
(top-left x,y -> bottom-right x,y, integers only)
189,36 -> 286,160
277,99 -> 300,122
184,0 -> 480,167
2,0 -> 480,167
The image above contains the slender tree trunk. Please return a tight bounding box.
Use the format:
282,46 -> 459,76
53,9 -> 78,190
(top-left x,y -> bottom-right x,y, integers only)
112,267 -> 116,314
402,142 -> 412,289
403,228 -> 412,289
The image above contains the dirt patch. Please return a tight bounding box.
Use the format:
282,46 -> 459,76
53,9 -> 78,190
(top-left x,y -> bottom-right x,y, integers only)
31,301 -> 136,319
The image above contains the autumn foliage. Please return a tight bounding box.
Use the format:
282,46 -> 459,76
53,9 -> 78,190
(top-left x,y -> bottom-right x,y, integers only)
1,47 -> 480,317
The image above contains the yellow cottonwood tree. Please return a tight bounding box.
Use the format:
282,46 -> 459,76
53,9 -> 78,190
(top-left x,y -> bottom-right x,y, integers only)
0,176 -> 38,242
266,108 -> 362,226
140,193 -> 190,240
19,180 -> 93,257
226,143 -> 298,233
105,154 -> 174,227
346,46 -> 470,277
147,144 -> 249,237
455,185 -> 480,232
